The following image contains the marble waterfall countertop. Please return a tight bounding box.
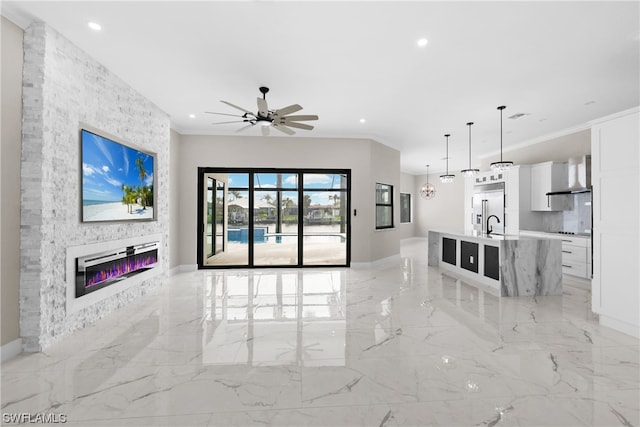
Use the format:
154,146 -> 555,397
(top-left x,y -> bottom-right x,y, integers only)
428,229 -> 563,297
427,228 -> 547,242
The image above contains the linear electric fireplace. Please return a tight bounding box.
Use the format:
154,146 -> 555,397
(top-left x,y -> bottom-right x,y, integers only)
76,241 -> 159,298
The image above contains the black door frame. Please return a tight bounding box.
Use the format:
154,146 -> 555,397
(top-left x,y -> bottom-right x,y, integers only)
197,167 -> 351,269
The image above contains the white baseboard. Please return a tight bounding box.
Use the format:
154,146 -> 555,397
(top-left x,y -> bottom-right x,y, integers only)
401,237 -> 426,242
599,315 -> 640,339
171,264 -> 198,274
1,338 -> 23,363
351,253 -> 401,270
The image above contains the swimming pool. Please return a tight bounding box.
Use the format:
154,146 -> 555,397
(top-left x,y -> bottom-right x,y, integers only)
227,228 -> 345,244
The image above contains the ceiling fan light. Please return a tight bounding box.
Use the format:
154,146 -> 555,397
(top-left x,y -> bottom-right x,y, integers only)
258,119 -> 272,126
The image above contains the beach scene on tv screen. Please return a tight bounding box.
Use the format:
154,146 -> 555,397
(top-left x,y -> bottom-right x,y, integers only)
82,130 -> 154,222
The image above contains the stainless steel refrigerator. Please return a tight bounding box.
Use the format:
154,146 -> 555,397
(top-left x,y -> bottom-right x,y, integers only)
472,182 -> 505,235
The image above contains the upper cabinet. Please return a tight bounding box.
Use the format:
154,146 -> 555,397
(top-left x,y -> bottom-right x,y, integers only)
530,161 -> 567,211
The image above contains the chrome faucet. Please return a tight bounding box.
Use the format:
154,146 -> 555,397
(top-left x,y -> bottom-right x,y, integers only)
486,215 -> 501,235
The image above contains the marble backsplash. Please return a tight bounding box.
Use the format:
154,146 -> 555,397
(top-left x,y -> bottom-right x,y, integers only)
539,192 -> 592,234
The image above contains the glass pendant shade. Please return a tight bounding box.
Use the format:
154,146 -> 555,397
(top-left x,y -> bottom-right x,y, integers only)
420,164 -> 436,199
489,106 -> 514,171
439,134 -> 455,183
461,122 -> 479,176
490,160 -> 514,171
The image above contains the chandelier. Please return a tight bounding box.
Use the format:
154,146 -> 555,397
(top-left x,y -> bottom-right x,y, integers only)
419,165 -> 436,199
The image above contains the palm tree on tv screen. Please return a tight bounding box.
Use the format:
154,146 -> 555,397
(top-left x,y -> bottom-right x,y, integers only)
121,184 -> 136,214
136,156 -> 147,209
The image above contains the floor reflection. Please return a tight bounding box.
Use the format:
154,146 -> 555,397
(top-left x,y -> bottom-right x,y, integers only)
202,270 -> 346,366
2,239 -> 637,427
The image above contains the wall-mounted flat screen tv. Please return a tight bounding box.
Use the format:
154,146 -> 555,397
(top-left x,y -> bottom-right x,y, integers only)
81,127 -> 156,223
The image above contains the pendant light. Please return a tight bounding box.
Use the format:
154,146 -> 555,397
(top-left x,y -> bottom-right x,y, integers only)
419,165 -> 436,199
461,122 -> 479,176
490,105 -> 514,171
439,134 -> 455,183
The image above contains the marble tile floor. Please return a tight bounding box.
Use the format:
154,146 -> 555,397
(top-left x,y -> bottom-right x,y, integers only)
1,239 -> 638,426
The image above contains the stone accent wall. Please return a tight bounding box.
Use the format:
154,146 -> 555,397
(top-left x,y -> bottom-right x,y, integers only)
20,23 -> 170,351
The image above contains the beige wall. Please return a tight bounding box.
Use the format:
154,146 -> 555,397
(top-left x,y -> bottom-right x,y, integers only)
369,142 -> 401,261
414,173 -> 466,236
169,129 -> 181,269
1,17 -> 23,346
399,172 -> 416,240
480,129 -> 591,170
177,134 -> 400,265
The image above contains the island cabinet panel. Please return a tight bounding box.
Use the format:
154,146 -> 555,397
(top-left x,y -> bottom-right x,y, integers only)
442,237 -> 457,266
460,241 -> 479,273
428,229 -> 562,297
484,245 -> 500,280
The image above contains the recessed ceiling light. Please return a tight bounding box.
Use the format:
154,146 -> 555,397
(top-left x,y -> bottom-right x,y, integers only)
417,38 -> 428,47
359,118 -> 366,123
189,114 -> 196,119
88,22 -> 102,31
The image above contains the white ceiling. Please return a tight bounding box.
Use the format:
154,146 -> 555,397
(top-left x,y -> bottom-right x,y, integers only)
3,1 -> 639,174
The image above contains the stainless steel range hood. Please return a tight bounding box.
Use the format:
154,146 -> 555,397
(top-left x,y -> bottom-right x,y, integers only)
546,155 -> 591,195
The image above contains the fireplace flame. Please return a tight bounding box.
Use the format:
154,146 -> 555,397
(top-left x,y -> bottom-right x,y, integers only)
86,252 -> 158,288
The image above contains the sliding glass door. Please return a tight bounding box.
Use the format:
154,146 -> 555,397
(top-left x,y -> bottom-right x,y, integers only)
205,176 -> 226,259
215,180 -> 225,255
198,168 -> 350,268
206,177 -> 215,259
302,173 -> 348,265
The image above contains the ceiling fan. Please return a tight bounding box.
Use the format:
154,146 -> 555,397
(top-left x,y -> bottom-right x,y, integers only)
206,87 -> 318,136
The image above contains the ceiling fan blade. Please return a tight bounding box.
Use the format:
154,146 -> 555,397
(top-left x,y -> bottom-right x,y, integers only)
281,114 -> 319,122
221,100 -> 253,115
272,124 -> 295,135
211,120 -> 250,125
274,104 -> 302,117
257,98 -> 269,117
283,122 -> 314,131
205,111 -> 246,118
235,123 -> 254,133
261,126 -> 270,137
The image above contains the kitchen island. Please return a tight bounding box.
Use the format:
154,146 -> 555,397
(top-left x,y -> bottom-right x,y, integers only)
428,229 -> 562,296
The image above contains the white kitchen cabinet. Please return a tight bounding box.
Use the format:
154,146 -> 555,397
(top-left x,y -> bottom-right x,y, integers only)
560,236 -> 590,279
530,161 -> 567,211
590,107 -> 639,338
519,231 -> 591,279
